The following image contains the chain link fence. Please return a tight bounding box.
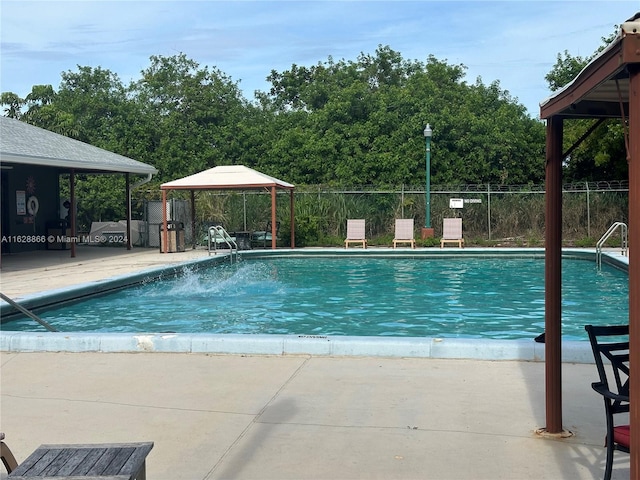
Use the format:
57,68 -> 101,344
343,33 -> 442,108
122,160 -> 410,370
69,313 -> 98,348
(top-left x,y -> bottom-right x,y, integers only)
131,181 -> 629,247
141,199 -> 192,248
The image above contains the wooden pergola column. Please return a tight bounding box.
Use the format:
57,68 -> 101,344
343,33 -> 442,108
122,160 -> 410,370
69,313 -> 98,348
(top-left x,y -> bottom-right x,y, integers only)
628,62 -> 640,480
544,116 -> 564,434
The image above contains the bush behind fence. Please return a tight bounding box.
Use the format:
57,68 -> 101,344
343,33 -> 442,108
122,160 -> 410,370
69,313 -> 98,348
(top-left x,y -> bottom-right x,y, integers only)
133,182 -> 629,247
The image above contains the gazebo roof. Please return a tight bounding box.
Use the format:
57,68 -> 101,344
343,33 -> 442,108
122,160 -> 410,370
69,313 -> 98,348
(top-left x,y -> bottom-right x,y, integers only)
540,12 -> 640,119
161,165 -> 294,190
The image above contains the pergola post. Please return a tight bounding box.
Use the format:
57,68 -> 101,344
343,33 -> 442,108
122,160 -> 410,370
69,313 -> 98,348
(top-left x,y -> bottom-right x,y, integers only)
161,189 -> 168,253
190,190 -> 196,250
289,190 -> 295,249
544,116 -> 563,434
538,15 -> 639,473
270,186 -> 277,249
628,63 -> 640,479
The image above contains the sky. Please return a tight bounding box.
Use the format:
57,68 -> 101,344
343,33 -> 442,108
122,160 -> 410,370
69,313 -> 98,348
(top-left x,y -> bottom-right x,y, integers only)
1,0 -> 639,118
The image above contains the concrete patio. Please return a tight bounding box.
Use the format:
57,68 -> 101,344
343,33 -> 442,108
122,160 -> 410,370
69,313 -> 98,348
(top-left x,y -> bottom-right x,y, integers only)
0,351 -> 630,480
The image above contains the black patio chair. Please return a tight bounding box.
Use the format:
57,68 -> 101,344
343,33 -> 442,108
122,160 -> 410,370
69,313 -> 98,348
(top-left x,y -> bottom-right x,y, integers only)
252,220 -> 280,248
584,324 -> 630,480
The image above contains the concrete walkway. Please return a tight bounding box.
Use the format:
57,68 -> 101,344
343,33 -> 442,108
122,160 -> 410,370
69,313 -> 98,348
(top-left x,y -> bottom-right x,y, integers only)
0,246 -> 630,479
0,352 -> 629,480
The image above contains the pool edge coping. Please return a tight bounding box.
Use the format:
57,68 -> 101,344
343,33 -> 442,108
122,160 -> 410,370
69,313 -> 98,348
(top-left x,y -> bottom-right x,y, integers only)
0,332 -> 595,363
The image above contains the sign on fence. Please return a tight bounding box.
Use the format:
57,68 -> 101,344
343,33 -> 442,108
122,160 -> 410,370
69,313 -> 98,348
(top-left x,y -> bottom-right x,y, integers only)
449,198 -> 464,209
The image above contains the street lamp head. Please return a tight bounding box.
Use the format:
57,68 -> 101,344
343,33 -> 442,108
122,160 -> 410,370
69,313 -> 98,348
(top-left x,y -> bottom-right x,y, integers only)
423,124 -> 432,139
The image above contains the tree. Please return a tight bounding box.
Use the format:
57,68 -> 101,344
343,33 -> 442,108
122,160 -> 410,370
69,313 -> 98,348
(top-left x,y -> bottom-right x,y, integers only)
260,47 -> 545,186
1,92 -> 23,119
131,53 -> 250,181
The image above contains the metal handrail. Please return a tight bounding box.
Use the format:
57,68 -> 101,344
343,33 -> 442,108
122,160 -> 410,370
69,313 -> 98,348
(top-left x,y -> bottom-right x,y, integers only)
207,225 -> 239,263
0,292 -> 58,332
596,222 -> 628,269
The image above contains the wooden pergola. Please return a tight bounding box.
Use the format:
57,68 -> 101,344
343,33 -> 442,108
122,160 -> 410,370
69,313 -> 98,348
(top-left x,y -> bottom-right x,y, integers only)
539,11 -> 639,476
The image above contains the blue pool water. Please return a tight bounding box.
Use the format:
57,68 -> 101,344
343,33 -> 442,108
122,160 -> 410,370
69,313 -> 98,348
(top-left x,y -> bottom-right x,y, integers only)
4,256 -> 628,340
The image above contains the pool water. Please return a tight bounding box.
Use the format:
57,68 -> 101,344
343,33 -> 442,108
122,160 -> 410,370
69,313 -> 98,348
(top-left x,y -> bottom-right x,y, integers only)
5,257 -> 629,340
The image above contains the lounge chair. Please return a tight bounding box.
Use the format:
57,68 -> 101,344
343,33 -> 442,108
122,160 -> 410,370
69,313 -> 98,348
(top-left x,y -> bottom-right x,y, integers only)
1,432 -> 18,473
344,219 -> 367,249
251,221 -> 280,248
584,324 -> 630,480
393,219 -> 415,248
440,218 -> 464,248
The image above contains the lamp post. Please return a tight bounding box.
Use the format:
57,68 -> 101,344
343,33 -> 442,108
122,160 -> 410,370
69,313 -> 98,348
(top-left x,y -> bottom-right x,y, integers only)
422,124 -> 434,238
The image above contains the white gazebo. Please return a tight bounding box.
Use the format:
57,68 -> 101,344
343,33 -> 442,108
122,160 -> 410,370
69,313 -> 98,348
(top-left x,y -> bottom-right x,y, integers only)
160,165 -> 295,252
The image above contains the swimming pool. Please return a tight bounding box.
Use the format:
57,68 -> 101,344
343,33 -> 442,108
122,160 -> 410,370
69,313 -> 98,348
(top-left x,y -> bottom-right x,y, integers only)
3,254 -> 628,341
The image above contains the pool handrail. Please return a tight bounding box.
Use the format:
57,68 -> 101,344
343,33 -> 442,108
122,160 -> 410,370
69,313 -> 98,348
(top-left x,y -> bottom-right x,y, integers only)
596,222 -> 627,269
0,292 -> 58,332
208,225 -> 239,263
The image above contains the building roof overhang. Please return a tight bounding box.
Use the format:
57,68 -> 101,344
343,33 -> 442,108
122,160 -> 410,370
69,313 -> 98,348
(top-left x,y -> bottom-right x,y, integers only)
0,116 -> 157,175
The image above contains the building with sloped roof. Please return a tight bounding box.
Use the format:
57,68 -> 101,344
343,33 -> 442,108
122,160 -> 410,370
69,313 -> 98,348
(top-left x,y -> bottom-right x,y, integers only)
0,116 -> 157,255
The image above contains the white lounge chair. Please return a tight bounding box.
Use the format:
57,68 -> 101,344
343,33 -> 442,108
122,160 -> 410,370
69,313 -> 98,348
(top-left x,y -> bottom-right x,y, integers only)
344,219 -> 367,249
440,218 -> 464,248
393,219 -> 415,248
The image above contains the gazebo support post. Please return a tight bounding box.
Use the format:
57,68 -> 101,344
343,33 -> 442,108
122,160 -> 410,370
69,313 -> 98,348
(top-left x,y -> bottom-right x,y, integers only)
125,173 -> 132,250
161,189 -> 168,253
544,116 -> 563,434
538,17 -> 639,473
190,190 -> 196,250
270,186 -> 277,249
629,63 -> 640,479
289,190 -> 295,248
69,170 -> 76,258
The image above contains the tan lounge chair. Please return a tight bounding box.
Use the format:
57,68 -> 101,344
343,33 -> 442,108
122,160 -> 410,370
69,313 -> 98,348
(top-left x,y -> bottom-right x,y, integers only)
440,218 -> 464,248
344,219 -> 367,248
393,219 -> 415,248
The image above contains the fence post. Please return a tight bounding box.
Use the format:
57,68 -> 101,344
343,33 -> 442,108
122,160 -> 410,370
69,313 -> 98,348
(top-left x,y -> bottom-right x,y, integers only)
586,181 -> 591,238
487,183 -> 492,241
243,192 -> 247,231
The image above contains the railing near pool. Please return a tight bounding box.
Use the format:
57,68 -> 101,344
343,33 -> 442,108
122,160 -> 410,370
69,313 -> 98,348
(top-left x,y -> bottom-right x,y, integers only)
596,222 -> 628,269
0,292 -> 58,332
207,225 -> 239,263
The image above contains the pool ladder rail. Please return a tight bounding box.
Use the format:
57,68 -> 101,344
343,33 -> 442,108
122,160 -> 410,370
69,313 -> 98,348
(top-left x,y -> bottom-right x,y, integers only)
596,221 -> 628,269
0,292 -> 58,332
207,225 -> 239,263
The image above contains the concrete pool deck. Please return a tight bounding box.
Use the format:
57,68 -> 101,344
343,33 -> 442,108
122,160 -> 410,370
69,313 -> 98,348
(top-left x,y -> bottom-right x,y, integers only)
0,246 -> 631,479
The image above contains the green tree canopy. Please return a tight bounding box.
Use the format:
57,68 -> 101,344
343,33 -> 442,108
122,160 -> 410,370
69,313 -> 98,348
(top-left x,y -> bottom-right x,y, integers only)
2,47 -> 551,194
260,46 -> 544,186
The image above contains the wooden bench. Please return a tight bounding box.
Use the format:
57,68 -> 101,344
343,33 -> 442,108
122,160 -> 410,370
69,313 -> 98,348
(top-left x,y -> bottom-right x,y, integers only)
8,442 -> 153,480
